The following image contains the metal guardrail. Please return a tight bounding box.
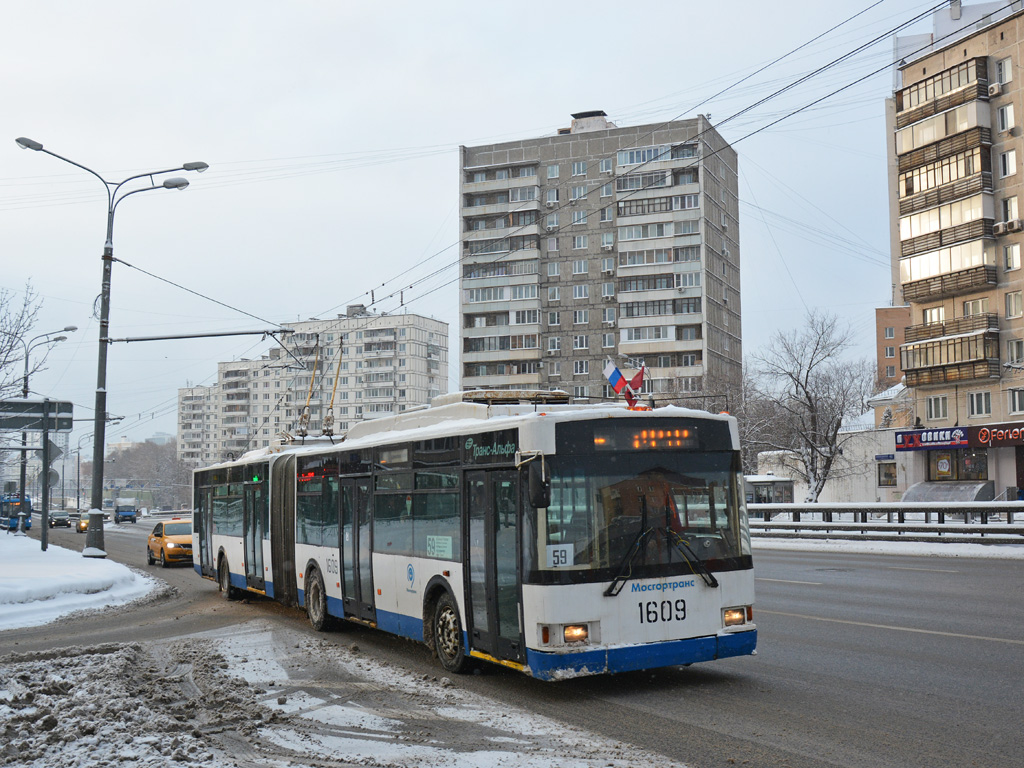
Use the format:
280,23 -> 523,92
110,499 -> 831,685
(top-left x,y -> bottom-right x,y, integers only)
750,503 -> 1024,544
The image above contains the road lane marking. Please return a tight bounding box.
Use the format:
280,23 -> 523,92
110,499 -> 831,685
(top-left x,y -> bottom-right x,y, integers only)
759,609 -> 1024,645
756,578 -> 823,585
887,566 -> 959,573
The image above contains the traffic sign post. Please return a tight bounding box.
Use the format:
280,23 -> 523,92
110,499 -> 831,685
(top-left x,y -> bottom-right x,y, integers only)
0,399 -> 73,550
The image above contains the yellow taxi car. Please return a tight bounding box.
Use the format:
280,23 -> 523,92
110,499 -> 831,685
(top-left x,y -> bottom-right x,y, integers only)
146,518 -> 193,568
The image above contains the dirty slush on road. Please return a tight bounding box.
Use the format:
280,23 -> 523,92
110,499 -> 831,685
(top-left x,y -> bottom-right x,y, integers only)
0,625 -> 680,768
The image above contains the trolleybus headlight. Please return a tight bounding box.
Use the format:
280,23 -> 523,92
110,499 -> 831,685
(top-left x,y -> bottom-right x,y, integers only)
723,608 -> 747,627
563,624 -> 589,643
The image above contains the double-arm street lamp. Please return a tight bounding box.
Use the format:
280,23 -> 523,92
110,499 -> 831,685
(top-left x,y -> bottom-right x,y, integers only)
15,137 -> 207,556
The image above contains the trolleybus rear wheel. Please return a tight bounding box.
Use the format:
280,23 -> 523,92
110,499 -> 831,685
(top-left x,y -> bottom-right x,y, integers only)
306,569 -> 331,631
433,592 -> 470,673
218,557 -> 235,601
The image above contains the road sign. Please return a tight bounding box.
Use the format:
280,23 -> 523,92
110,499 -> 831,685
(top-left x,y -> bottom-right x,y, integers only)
41,439 -> 63,463
0,400 -> 73,432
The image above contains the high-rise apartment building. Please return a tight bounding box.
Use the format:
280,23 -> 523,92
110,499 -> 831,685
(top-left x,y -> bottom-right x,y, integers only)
177,306 -> 448,468
459,112 -> 741,404
888,3 -> 1024,499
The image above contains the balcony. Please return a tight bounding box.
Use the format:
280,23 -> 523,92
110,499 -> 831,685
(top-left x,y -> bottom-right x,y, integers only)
895,80 -> 988,130
899,173 -> 991,217
905,360 -> 1000,386
901,264 -> 997,302
901,329 -> 999,386
897,126 -> 991,174
904,313 -> 998,343
901,219 -> 992,259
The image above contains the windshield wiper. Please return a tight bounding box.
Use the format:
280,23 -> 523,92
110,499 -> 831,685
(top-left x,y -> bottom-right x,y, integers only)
604,525 -> 654,596
605,493 -> 652,597
667,530 -> 719,588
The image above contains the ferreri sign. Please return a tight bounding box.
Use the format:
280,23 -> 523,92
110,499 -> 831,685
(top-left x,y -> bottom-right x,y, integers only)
971,423 -> 1024,447
895,428 -> 968,451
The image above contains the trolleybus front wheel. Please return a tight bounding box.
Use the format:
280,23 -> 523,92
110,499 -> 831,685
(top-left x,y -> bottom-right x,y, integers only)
433,592 -> 470,674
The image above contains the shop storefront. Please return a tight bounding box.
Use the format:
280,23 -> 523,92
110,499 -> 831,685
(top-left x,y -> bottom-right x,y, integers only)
894,423 -> 1024,501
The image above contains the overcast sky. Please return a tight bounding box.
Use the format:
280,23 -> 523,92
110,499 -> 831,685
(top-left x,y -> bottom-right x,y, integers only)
2,1 -> 943,449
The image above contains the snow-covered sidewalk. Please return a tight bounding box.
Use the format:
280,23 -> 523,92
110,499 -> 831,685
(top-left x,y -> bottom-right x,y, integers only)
0,534 -> 157,632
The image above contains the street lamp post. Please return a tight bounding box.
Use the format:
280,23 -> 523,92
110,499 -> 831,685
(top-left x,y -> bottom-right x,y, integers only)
75,432 -> 92,513
16,137 -> 207,557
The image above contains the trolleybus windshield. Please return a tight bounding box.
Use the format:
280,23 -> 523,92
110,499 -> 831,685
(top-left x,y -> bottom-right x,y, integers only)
528,450 -> 750,583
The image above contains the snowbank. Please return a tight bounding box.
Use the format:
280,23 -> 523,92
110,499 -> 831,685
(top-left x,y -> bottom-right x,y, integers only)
0,535 -> 156,631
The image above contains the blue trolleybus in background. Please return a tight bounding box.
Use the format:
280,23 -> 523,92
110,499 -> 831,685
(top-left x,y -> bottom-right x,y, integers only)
192,390 -> 756,680
2,494 -> 32,531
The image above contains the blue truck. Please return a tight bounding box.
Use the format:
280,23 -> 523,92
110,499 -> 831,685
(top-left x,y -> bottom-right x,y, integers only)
113,497 -> 139,524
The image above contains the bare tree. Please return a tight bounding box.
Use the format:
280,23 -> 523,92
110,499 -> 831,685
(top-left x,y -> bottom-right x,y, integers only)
0,283 -> 42,399
83,439 -> 191,509
734,367 -> 777,475
746,310 -> 875,502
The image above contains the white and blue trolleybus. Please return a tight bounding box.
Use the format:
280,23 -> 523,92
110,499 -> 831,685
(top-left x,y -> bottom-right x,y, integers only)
192,390 -> 756,680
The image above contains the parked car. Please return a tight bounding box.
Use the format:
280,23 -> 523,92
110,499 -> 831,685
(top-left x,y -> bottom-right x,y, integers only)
146,519 -> 193,567
48,510 -> 72,528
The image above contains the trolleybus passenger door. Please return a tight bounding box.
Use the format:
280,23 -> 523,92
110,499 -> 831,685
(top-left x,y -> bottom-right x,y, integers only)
465,470 -> 523,663
243,482 -> 265,590
197,487 -> 213,577
341,478 -> 375,621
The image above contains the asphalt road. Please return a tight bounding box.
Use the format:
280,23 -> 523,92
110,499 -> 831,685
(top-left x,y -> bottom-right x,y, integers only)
10,522 -> 1024,768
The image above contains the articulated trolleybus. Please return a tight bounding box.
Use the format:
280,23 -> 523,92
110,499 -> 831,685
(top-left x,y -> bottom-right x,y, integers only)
192,391 -> 756,680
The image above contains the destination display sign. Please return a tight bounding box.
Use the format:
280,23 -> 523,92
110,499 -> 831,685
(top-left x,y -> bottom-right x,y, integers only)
462,429 -> 518,465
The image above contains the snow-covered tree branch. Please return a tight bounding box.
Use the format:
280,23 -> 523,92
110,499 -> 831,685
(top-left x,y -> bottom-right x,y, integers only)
743,310 -> 875,502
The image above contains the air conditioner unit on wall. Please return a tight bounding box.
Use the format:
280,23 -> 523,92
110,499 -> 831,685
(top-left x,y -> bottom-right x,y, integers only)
546,226 -> 556,232
995,222 -> 1009,236
990,82 -> 1003,97
602,244 -> 613,251
546,201 -> 556,208
1010,219 -> 1024,233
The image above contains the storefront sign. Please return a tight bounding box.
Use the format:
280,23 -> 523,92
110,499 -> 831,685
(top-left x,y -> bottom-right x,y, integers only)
969,423 -> 1024,447
894,428 -> 968,451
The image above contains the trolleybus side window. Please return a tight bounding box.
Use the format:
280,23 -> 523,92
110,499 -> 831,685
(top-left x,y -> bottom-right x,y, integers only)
212,484 -> 243,536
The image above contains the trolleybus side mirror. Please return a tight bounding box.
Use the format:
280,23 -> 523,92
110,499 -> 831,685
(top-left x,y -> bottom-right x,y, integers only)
528,459 -> 550,509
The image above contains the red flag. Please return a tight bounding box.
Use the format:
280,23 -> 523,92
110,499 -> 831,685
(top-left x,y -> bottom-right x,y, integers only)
628,366 -> 645,393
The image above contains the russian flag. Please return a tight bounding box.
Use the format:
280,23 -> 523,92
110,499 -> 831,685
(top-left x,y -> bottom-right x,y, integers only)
603,361 -> 626,393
